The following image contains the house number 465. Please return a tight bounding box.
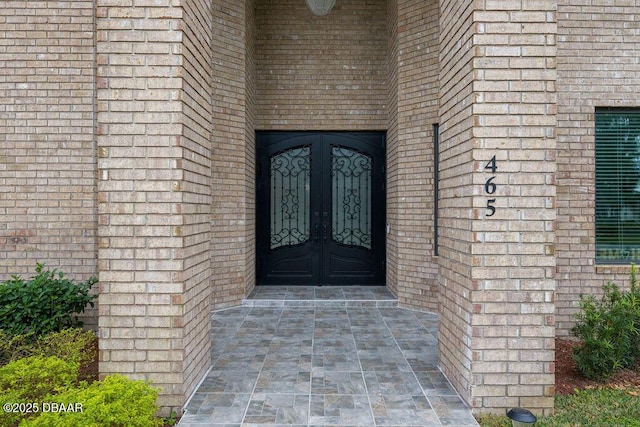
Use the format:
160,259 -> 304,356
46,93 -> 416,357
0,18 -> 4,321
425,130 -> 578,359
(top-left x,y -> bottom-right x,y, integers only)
484,155 -> 497,217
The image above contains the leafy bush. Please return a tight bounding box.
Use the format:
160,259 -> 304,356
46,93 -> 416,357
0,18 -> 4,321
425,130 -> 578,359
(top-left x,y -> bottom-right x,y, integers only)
0,328 -> 97,370
37,328 -> 97,376
0,356 -> 79,427
25,374 -> 162,427
0,263 -> 97,335
0,356 -> 160,427
0,356 -> 78,400
572,265 -> 640,381
0,331 -> 38,366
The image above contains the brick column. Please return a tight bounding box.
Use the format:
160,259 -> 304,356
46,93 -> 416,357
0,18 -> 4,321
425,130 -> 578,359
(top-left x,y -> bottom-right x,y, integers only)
391,0 -> 440,311
438,0 -> 557,416
210,0 -> 254,308
96,0 -> 212,415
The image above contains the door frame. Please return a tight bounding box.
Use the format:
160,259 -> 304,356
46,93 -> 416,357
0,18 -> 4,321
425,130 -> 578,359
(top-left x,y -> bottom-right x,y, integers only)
255,131 -> 387,286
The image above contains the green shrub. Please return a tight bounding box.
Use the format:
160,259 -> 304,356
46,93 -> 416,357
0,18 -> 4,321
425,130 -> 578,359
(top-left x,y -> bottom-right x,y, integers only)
572,265 -> 640,381
0,263 -> 97,336
0,356 -> 79,427
0,330 -> 37,366
24,374 -> 162,427
0,356 -> 78,400
0,328 -> 97,370
629,265 -> 640,351
38,328 -> 97,375
0,358 -> 160,427
0,390 -> 28,427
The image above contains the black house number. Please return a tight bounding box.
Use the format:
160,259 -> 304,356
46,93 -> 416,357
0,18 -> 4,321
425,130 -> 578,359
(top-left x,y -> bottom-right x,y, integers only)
484,155 -> 497,217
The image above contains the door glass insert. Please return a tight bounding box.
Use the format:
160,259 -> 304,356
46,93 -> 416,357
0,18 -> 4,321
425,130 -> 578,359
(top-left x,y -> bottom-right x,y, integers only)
270,146 -> 311,249
331,146 -> 372,249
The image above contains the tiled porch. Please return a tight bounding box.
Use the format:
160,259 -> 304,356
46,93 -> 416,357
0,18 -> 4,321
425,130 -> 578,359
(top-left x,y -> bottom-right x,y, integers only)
178,287 -> 478,426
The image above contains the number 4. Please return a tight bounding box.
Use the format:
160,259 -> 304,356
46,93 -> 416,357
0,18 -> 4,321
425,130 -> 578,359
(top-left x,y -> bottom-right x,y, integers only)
485,155 -> 497,173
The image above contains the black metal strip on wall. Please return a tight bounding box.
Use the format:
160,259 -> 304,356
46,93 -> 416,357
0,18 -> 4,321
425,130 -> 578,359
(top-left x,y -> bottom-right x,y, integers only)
433,123 -> 439,257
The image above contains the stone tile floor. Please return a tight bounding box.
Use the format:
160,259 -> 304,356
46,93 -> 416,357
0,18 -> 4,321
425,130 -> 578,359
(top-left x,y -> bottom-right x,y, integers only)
178,286 -> 478,426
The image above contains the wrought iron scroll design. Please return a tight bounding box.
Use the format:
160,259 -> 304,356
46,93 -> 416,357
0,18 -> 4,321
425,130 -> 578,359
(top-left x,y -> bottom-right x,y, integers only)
270,146 -> 311,249
331,146 -> 372,249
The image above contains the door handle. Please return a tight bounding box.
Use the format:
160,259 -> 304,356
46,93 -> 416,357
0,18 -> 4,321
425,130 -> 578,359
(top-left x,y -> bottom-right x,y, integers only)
322,221 -> 329,241
313,223 -> 320,242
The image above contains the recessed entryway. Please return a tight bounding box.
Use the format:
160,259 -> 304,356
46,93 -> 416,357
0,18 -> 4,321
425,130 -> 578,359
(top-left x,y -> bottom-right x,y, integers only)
256,132 -> 386,286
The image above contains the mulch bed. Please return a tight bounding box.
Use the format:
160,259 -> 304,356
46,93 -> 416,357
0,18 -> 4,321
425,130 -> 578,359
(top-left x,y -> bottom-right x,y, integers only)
555,338 -> 640,395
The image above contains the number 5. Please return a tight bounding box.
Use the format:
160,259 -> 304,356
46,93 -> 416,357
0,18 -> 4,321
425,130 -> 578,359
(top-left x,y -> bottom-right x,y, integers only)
486,198 -> 496,217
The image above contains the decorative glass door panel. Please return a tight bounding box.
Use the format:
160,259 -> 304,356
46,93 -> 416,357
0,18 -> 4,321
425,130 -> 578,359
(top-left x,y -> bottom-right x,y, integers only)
331,146 -> 372,249
270,146 -> 311,249
257,132 -> 385,285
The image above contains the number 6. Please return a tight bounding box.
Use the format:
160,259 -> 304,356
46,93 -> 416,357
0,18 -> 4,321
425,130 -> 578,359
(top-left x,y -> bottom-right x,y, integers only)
484,176 -> 497,194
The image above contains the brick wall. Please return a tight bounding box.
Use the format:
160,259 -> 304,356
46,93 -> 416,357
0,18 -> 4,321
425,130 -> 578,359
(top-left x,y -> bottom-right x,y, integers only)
210,0 -> 254,309
181,0 -> 214,406
438,0 -> 476,407
556,0 -> 640,335
393,0 -> 440,311
245,0 -> 257,297
0,0 -> 97,325
438,0 -> 557,415
386,0 -> 399,296
255,0 -> 387,130
470,1 -> 557,415
96,0 -> 212,414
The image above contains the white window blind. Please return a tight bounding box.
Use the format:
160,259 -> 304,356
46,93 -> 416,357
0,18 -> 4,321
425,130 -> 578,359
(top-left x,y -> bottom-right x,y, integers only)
596,108 -> 640,263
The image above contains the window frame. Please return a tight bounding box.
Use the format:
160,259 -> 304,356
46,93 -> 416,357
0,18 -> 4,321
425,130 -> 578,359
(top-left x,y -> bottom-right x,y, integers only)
595,107 -> 640,264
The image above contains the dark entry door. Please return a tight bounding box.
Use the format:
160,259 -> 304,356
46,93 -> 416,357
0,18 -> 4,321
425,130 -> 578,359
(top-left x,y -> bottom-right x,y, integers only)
256,132 -> 385,285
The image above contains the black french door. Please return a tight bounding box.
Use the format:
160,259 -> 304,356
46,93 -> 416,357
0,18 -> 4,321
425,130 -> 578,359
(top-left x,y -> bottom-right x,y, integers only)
256,132 -> 386,286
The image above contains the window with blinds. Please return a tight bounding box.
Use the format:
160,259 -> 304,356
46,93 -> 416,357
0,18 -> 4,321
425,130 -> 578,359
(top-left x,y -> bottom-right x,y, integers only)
596,108 -> 640,263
